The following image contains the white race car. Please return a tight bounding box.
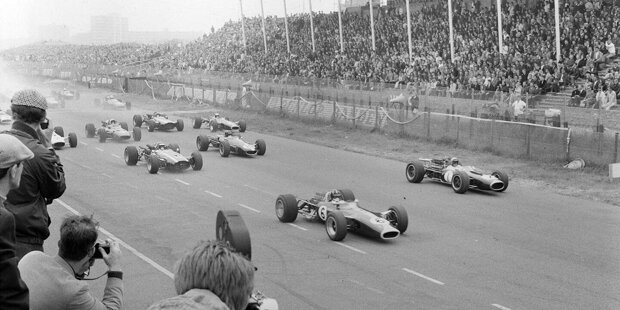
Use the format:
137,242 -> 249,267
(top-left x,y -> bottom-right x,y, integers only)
51,126 -> 77,150
94,95 -> 131,110
45,96 -> 65,109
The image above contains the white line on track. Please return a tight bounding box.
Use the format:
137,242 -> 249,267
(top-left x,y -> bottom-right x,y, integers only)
111,154 -> 120,158
335,242 -> 367,254
79,141 -> 88,146
491,304 -> 512,310
287,223 -> 307,231
95,147 -> 104,152
237,203 -> 261,213
347,279 -> 385,295
175,179 -> 190,185
101,173 -> 112,178
402,268 -> 445,285
204,190 -> 222,198
243,184 -> 275,196
55,199 -> 173,279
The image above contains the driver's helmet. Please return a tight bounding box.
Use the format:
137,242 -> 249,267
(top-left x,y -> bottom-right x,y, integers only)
157,143 -> 166,150
109,119 -> 117,124
214,113 -> 220,118
450,157 -> 460,166
329,189 -> 343,201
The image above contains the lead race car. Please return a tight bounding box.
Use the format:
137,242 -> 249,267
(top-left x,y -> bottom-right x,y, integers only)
85,119 -> 141,143
196,131 -> 266,157
193,112 -> 247,132
94,95 -> 131,110
405,157 -> 509,194
50,126 -> 77,150
275,189 -> 408,241
133,112 -> 184,132
124,142 -> 203,174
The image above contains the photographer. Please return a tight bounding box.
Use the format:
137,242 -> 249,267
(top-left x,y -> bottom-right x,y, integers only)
147,240 -> 254,310
18,215 -> 123,310
3,89 -> 66,258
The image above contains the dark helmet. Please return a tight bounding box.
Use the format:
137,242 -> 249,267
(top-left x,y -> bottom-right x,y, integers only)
330,189 -> 343,200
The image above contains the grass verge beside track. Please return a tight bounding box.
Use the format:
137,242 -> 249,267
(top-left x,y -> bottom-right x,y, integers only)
122,92 -> 620,207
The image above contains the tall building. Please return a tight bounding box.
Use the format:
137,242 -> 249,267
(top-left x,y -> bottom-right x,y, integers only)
89,14 -> 128,44
38,24 -> 70,42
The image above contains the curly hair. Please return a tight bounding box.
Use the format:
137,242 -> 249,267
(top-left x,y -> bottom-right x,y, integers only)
173,240 -> 255,310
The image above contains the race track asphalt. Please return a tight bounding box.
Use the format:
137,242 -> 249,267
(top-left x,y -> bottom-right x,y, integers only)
35,86 -> 620,310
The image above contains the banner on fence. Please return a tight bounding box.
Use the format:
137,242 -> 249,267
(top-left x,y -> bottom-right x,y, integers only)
267,97 -> 387,128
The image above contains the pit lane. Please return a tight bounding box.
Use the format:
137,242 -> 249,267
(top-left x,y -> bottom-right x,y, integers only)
33,84 -> 620,310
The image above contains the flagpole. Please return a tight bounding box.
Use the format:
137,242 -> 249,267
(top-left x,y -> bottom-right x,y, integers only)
239,0 -> 247,51
309,0 -> 316,53
283,0 -> 291,55
261,0 -> 267,53
369,0 -> 375,51
338,0 -> 344,53
406,0 -> 412,64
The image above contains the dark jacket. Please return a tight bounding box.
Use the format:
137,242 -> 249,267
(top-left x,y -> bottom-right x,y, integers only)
0,206 -> 29,309
3,121 -> 66,244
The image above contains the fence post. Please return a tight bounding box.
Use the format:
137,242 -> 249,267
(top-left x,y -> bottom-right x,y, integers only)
352,103 -> 357,129
297,96 -> 301,119
280,89 -> 284,114
455,117 -> 460,147
425,107 -> 431,141
332,101 -> 336,124
615,133 -> 619,163
375,106 -> 379,130
526,125 -> 532,159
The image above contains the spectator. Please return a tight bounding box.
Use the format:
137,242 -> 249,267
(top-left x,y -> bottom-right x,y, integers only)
512,96 -> 527,120
4,89 -> 66,259
603,87 -> 617,110
17,215 -> 123,310
0,134 -> 34,310
147,240 -> 255,310
569,84 -> 585,107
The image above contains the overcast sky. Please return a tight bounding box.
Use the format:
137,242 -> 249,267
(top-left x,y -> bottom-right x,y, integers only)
0,0 -> 339,41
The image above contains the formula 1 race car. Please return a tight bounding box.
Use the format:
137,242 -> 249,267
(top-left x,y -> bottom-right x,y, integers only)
275,189 -> 408,241
196,131 -> 266,157
85,119 -> 141,143
405,157 -> 509,194
50,126 -> 77,150
51,88 -> 79,100
133,112 -> 184,132
123,142 -> 203,174
193,113 -> 246,132
94,95 -> 131,110
45,96 -> 65,109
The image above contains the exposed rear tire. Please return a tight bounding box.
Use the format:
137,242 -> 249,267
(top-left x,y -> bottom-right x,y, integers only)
451,171 -> 470,194
132,127 -> 142,141
386,206 -> 409,233
275,194 -> 298,223
85,123 -> 95,138
256,139 -> 266,155
176,119 -> 184,131
491,171 -> 509,192
133,115 -> 143,127
406,161 -> 426,183
54,126 -> 64,137
325,211 -> 347,241
193,118 -> 202,129
147,156 -> 159,174
147,121 -> 155,132
238,120 -> 247,132
68,133 -> 78,147
196,135 -> 210,151
124,146 -> 139,165
190,151 -> 203,171
219,140 -> 230,157
209,120 -> 218,132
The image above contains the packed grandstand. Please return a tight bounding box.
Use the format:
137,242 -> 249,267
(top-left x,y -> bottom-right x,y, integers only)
2,0 -> 619,109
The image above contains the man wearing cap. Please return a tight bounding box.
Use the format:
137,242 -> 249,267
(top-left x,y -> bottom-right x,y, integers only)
0,134 -> 35,309
3,89 -> 66,259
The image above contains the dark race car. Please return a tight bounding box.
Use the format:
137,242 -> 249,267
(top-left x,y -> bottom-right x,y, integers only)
50,126 -> 77,150
275,189 -> 408,241
123,142 -> 203,174
196,131 -> 266,157
85,119 -> 141,143
94,95 -> 131,110
405,157 -> 509,194
193,112 -> 246,132
133,112 -> 184,132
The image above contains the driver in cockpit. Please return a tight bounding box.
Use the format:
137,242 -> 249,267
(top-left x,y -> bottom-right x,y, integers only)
325,189 -> 344,202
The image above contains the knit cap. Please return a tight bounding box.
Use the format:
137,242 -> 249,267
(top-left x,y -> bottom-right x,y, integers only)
11,89 -> 48,110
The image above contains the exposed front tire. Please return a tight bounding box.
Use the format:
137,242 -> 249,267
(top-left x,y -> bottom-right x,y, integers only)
196,135 -> 210,151
406,161 -> 426,183
190,151 -> 203,171
85,123 -> 96,138
124,146 -> 139,165
133,127 -> 142,141
256,139 -> 266,155
193,118 -> 202,129
491,171 -> 509,192
219,140 -> 230,157
54,126 -> 64,137
209,120 -> 218,132
386,206 -> 409,233
68,133 -> 78,148
133,115 -> 143,127
97,128 -> 106,143
238,120 -> 247,132
147,156 -> 160,174
176,119 -> 184,131
147,121 -> 155,132
325,211 -> 348,241
451,171 -> 470,194
275,194 -> 298,223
